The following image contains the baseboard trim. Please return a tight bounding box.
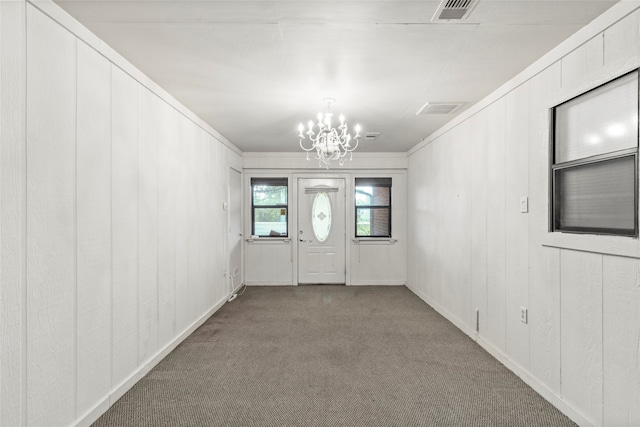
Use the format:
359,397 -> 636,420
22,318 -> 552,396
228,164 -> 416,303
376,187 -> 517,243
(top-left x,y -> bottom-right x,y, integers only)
73,295 -> 229,427
245,281 -> 293,286
406,283 -> 476,337
475,336 -> 595,427
349,281 -> 405,286
405,283 -> 595,427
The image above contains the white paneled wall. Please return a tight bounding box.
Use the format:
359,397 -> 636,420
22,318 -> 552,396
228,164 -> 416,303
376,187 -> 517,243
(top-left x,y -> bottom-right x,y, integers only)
0,2 -> 241,426
26,7 -> 77,425
527,61 -> 562,395
76,39 -> 112,420
407,3 -> 640,426
111,64 -> 140,397
0,2 -> 27,426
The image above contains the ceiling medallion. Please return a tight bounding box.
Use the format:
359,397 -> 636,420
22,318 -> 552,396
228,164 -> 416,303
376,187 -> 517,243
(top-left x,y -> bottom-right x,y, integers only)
298,98 -> 361,168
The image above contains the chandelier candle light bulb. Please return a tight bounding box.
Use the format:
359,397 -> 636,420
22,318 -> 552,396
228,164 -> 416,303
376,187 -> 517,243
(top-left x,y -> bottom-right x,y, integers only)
298,98 -> 361,168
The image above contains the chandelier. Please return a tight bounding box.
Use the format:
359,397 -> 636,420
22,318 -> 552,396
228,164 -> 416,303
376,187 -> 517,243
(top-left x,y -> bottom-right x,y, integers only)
298,98 -> 361,168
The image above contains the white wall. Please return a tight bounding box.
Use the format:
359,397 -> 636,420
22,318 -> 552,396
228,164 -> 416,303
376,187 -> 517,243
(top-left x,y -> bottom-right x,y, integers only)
0,2 -> 241,426
407,3 -> 640,426
243,153 -> 407,286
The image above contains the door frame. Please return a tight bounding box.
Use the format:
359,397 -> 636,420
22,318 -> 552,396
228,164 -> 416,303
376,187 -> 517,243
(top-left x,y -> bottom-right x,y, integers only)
227,165 -> 244,294
292,173 -> 352,286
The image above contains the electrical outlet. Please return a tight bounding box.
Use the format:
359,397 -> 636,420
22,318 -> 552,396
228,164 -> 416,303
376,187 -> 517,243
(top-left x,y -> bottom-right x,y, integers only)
520,306 -> 528,324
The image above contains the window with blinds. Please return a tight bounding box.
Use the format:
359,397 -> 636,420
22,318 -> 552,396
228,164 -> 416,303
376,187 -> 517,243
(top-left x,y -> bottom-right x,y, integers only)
355,178 -> 392,238
551,70 -> 639,236
251,178 -> 288,237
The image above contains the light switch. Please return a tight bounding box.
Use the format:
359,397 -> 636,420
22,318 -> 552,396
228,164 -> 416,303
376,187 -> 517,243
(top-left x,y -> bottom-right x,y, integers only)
222,202 -> 228,211
519,196 -> 528,213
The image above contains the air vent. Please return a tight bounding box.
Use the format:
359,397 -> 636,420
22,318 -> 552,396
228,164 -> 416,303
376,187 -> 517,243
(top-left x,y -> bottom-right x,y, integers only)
416,102 -> 464,115
365,132 -> 380,141
432,0 -> 479,22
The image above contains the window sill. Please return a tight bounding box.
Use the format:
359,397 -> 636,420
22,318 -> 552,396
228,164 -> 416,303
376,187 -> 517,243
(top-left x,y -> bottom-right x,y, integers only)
246,237 -> 291,244
541,231 -> 640,258
352,238 -> 397,245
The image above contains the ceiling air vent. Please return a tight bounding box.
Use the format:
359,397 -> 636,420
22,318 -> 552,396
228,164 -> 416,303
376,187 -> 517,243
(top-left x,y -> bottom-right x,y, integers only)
432,0 -> 479,22
416,102 -> 464,115
365,132 -> 380,141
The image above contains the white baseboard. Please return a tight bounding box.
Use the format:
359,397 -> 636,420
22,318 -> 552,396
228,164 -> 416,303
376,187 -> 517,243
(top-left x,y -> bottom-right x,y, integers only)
349,280 -> 405,286
73,295 -> 229,427
231,282 -> 245,294
405,282 -> 595,427
406,283 -> 476,337
245,281 -> 293,286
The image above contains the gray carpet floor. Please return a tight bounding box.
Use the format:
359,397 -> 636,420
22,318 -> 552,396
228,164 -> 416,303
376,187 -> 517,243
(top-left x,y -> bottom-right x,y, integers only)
93,286 -> 576,426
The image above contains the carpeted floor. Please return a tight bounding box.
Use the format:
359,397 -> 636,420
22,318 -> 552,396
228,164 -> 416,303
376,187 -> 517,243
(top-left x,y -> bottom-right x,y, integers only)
93,286 -> 576,426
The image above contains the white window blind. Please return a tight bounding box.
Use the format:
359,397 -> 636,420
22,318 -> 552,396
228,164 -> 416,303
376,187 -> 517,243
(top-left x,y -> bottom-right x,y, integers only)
554,156 -> 635,233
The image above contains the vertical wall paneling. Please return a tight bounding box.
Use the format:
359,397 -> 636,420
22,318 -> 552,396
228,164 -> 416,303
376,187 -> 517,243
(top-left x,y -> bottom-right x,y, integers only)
137,86 -> 160,364
439,123 -> 471,324
5,2 -> 238,425
469,113 -> 488,336
0,2 -> 26,426
560,34 -> 604,90
212,142 -> 226,302
175,114 -> 190,333
192,128 -> 206,314
420,143 -> 436,299
602,255 -> 640,426
560,249 -> 603,425
504,83 -> 530,369
245,243 -> 293,285
25,6 -> 77,426
603,8 -> 640,73
406,156 -> 417,289
208,134 -> 221,305
186,126 -> 197,317
203,131 -> 214,306
527,63 -> 562,392
405,4 -> 640,425
484,99 -> 507,352
430,135 -> 447,305
111,65 -> 139,392
76,40 -> 112,418
158,102 -> 177,345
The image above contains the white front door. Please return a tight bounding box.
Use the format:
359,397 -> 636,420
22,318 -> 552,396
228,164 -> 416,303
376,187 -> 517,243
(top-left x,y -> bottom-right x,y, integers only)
298,178 -> 346,284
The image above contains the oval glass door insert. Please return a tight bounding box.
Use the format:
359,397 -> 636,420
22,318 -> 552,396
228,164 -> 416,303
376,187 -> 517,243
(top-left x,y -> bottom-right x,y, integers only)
312,192 -> 332,242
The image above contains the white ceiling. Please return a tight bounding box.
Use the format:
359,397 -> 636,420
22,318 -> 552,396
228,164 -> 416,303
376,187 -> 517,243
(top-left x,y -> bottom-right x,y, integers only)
54,0 -> 619,153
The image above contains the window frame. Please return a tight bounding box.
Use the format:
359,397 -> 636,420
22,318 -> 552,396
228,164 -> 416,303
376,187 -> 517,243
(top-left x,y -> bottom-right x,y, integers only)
550,69 -> 639,237
354,177 -> 392,238
251,177 -> 289,238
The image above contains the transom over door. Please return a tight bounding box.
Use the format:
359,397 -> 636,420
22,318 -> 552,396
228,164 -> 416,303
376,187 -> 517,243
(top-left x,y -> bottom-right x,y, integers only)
297,178 -> 346,284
